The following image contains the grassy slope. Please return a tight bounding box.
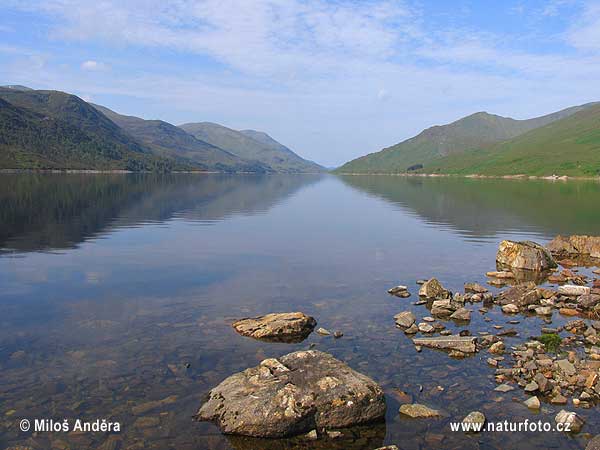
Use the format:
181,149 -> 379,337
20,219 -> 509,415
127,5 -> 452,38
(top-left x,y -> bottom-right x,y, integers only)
0,89 -> 177,171
424,103 -> 600,176
336,104 -> 594,174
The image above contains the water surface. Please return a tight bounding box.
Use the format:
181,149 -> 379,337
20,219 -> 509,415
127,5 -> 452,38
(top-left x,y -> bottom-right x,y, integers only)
1,173 -> 599,450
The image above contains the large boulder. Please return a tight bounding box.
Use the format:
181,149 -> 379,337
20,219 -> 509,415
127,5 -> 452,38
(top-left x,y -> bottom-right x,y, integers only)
496,240 -> 557,271
232,312 -> 316,343
196,350 -> 386,437
547,235 -> 600,259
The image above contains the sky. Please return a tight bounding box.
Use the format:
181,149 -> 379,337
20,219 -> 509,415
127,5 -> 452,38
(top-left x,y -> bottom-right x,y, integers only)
1,0 -> 600,167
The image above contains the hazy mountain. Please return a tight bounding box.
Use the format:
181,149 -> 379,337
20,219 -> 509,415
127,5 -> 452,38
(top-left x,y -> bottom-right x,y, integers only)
0,88 -> 177,171
336,103 -> 596,174
424,103 -> 600,177
92,105 -> 270,173
180,122 -> 324,173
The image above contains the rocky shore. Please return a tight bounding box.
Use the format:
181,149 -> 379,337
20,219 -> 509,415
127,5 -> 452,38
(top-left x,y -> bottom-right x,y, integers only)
195,234 -> 600,448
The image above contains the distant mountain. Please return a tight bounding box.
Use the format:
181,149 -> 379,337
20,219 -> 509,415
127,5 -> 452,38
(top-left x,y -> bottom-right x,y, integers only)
0,88 -> 177,171
180,122 -> 324,173
423,103 -> 600,177
336,103 -> 596,174
92,105 -> 270,173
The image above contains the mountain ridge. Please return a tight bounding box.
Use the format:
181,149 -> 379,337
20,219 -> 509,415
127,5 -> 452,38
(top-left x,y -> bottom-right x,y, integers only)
336,103 -> 598,174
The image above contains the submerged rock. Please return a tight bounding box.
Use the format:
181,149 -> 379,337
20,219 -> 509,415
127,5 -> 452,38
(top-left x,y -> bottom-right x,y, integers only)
524,396 -> 541,410
412,335 -> 477,353
587,435 -> 600,450
555,410 -> 585,433
462,411 -> 486,432
399,403 -> 440,418
496,240 -> 557,271
232,312 -> 316,343
196,350 -> 386,437
547,235 -> 600,259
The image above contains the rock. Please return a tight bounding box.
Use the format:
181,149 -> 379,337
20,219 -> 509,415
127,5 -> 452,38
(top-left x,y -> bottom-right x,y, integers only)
555,410 -> 585,433
487,271 -> 515,279
551,394 -> 568,405
534,306 -> 553,316
423,316 -> 435,322
388,285 -> 408,295
496,240 -> 557,271
394,311 -> 416,328
489,342 -> 505,355
326,430 -> 343,439
450,308 -> 471,321
494,384 -> 514,392
419,278 -> 447,299
559,308 -> 579,317
556,359 -> 576,376
404,324 -> 419,334
579,294 -> 600,309
399,403 -> 440,418
524,396 -> 541,410
374,446 -> 399,450
547,235 -> 600,259
316,327 -> 331,336
304,429 -> 318,440
502,304 -> 519,314
232,312 -> 316,342
497,283 -> 540,307
524,381 -> 539,392
418,323 -> 435,333
487,358 -> 498,367
558,285 -> 591,297
586,435 -> 600,450
333,331 -> 343,338
462,411 -> 485,432
431,299 -> 454,316
464,283 -> 488,294
412,335 -> 477,353
196,350 -> 386,437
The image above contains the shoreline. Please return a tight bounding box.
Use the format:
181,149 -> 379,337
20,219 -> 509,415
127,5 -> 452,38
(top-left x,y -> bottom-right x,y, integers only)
335,172 -> 600,181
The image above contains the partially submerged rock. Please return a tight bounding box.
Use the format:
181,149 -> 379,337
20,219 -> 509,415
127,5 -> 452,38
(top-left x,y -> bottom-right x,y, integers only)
555,410 -> 585,433
558,285 -> 591,297
418,278 -> 448,299
412,335 -> 477,353
399,403 -> 440,418
547,235 -> 600,259
196,350 -> 386,437
232,312 -> 316,343
496,240 -> 557,271
394,311 -> 416,329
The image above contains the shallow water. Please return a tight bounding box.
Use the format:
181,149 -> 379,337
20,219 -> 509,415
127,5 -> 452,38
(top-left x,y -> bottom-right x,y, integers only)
1,173 -> 599,450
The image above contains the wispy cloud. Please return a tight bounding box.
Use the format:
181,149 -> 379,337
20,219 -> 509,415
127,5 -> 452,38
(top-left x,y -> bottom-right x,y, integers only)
3,0 -> 600,166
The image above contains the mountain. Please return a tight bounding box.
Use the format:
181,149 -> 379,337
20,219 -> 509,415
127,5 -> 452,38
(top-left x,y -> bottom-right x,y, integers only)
179,122 -> 324,173
0,88 -> 178,171
91,105 -> 270,173
423,103 -> 600,177
336,103 -> 596,174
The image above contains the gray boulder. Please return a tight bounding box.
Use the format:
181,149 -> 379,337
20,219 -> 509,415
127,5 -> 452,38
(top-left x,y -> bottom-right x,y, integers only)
196,350 -> 386,437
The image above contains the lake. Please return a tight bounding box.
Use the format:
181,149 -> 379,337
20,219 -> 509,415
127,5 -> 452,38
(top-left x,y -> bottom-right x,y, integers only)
1,173 -> 600,450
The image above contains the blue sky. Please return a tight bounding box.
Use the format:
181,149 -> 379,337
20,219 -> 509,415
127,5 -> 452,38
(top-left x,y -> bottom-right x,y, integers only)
1,0 -> 600,167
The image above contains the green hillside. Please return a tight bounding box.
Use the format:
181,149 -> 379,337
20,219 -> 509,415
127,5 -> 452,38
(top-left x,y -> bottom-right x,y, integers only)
0,89 -> 177,171
423,103 -> 600,177
180,122 -> 324,173
336,104 -> 594,174
92,105 -> 270,173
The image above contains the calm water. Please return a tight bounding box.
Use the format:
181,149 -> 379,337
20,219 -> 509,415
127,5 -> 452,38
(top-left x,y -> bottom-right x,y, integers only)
1,173 -> 600,450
